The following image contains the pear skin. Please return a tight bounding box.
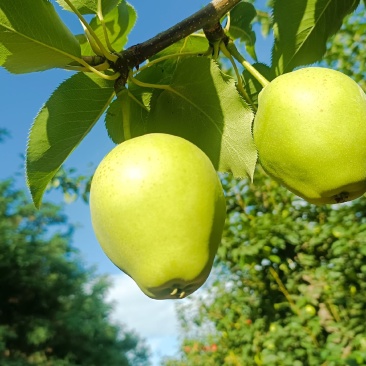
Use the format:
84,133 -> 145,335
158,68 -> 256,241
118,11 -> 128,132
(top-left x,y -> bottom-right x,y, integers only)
254,67 -> 366,204
90,133 -> 226,299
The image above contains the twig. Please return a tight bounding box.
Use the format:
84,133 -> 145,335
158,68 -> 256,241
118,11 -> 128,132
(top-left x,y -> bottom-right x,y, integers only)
269,267 -> 320,347
114,0 -> 240,73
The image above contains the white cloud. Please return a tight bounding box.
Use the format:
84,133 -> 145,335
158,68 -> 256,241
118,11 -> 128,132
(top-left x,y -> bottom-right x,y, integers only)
106,274 -> 186,365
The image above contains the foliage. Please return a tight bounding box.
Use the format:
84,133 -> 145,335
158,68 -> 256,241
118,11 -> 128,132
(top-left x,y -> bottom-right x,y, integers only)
251,1 -> 366,90
0,0 -> 359,206
26,72 -> 115,206
322,4 -> 366,90
270,0 -> 360,77
0,179 -> 150,365
162,169 -> 366,366
47,166 -> 92,204
0,0 -> 80,73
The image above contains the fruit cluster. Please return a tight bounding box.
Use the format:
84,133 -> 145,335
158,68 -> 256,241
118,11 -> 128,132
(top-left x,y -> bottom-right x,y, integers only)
90,67 -> 366,300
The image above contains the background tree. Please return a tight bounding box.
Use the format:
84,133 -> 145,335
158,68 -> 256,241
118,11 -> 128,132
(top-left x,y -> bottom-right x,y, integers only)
163,167 -> 366,366
0,178 -> 150,366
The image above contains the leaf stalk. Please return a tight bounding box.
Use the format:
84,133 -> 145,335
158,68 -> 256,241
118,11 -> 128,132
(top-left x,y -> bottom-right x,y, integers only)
63,0 -> 117,62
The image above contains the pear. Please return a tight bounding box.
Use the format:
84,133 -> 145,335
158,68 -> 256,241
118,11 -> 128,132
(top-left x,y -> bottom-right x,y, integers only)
253,67 -> 366,204
90,133 -> 226,299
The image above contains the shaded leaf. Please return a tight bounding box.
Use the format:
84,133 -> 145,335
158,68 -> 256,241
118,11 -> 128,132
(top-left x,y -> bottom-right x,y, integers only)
108,49 -> 207,143
147,57 -> 257,179
105,89 -> 148,143
271,0 -> 360,76
0,0 -> 81,73
126,39 -> 208,111
227,1 -> 258,60
322,5 -> 366,91
27,73 -> 115,207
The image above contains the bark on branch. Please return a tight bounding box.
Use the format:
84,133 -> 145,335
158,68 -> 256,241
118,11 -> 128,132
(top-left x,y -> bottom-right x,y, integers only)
114,0 -> 240,75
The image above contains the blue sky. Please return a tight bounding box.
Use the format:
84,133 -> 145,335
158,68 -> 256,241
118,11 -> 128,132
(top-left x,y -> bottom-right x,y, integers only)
0,1 -> 272,364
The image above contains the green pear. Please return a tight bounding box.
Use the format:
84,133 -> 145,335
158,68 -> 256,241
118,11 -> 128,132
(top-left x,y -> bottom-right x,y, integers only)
253,67 -> 366,204
90,133 -> 226,299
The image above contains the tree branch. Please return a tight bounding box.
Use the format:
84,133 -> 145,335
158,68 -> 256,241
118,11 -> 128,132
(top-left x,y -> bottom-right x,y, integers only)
114,0 -> 240,74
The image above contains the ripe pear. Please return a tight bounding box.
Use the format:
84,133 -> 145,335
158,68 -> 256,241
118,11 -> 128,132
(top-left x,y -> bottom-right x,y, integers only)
90,133 -> 226,299
253,67 -> 366,204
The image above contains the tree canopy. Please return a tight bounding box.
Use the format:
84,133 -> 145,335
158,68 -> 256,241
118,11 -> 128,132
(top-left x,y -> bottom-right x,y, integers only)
0,179 -> 150,366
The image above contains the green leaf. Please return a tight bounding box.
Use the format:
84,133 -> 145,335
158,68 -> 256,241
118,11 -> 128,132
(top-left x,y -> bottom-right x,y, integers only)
105,89 -> 148,143
0,0 -> 81,73
77,1 -> 137,55
107,54 -> 188,143
147,57 -> 257,178
271,0 -> 360,76
227,1 -> 258,60
56,0 -> 121,15
126,55 -> 188,111
322,6 -> 366,91
150,34 -> 210,59
26,72 -> 115,208
123,36 -> 210,109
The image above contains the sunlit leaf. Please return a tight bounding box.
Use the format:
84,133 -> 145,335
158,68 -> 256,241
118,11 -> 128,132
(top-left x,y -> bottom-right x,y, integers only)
27,73 -> 115,207
0,0 -> 81,73
227,1 -> 257,60
56,0 -> 121,15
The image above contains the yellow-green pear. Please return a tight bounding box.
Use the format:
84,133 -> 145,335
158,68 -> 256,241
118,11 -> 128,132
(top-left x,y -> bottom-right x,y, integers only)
90,133 -> 226,299
253,67 -> 366,204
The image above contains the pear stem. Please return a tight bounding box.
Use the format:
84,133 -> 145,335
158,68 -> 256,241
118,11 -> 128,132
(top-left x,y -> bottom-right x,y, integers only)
226,41 -> 270,88
121,92 -> 132,141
